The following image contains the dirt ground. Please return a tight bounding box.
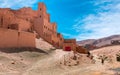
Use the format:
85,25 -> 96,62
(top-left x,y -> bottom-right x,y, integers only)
0,46 -> 120,75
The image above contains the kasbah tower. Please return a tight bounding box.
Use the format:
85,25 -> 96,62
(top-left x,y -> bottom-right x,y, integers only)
0,2 -> 88,54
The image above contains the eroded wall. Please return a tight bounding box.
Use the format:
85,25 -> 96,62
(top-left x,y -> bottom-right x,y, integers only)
18,31 -> 36,47
63,39 -> 77,53
0,28 -> 35,48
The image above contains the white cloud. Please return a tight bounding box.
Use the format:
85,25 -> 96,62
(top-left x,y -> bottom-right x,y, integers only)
62,33 -> 74,38
0,0 -> 39,9
73,0 -> 120,41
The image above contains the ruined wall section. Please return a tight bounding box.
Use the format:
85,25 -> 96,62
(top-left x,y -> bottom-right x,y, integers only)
63,39 -> 77,53
12,7 -> 37,21
57,33 -> 64,48
33,17 -> 43,38
0,8 -> 16,29
15,19 -> 31,31
0,8 -> 33,32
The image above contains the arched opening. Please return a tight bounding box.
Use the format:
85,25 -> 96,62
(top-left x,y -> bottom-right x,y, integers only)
8,24 -> 18,30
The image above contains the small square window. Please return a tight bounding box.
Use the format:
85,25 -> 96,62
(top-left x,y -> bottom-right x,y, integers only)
40,8 -> 42,11
40,15 -> 41,18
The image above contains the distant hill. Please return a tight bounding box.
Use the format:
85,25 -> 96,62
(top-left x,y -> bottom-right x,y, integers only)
77,35 -> 120,47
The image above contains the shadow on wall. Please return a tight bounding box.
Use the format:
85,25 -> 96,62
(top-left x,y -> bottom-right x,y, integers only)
0,47 -> 48,54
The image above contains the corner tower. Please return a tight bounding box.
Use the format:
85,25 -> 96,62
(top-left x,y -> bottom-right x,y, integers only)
38,3 -> 50,22
38,3 -> 46,17
34,3 -> 52,43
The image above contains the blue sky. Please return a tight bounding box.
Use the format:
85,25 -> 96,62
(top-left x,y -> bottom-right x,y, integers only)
0,0 -> 120,41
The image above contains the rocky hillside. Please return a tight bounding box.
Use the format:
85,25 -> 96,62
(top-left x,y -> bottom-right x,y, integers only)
77,35 -> 120,47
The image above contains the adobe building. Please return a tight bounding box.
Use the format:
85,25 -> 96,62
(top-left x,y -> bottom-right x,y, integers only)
0,8 -> 36,48
76,45 -> 88,54
63,39 -> 77,53
33,3 -> 64,48
0,2 -> 87,54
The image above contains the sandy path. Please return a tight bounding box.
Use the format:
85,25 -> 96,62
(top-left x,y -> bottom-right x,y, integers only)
23,47 -> 120,75
0,46 -> 120,75
22,50 -> 106,75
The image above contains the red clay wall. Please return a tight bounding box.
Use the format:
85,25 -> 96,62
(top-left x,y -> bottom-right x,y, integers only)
0,28 -> 35,48
33,17 -> 43,37
0,9 -> 32,32
0,28 -> 18,48
63,43 -> 76,52
51,34 -> 59,47
18,31 -> 36,47
76,46 -> 88,54
17,19 -> 31,31
63,39 -> 77,53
